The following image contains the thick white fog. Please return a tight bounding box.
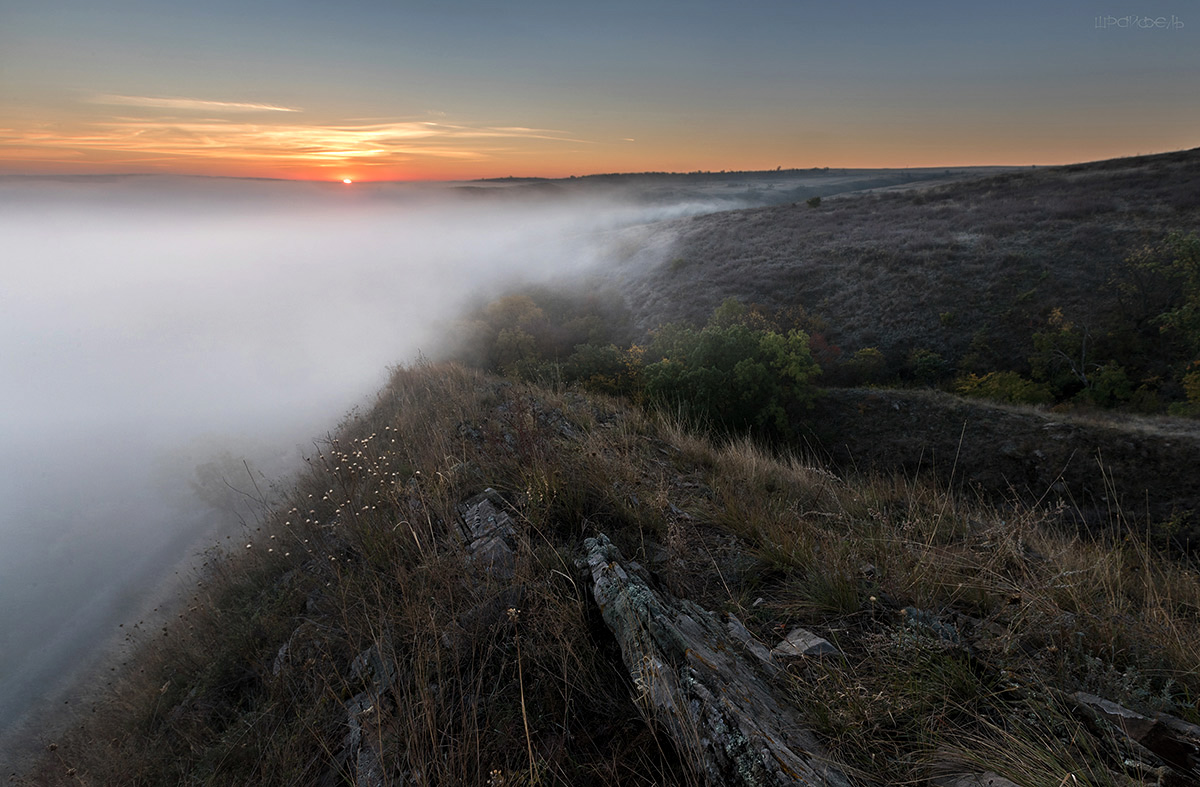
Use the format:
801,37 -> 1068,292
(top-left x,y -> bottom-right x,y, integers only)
0,174 -> 744,754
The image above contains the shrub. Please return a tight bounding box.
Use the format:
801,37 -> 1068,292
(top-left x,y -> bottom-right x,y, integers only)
1168,362 -> 1200,416
954,371 -> 1053,405
563,343 -> 644,398
841,347 -> 888,385
1029,307 -> 1094,398
1130,231 -> 1200,355
445,287 -> 635,377
904,347 -> 949,385
1072,361 -> 1134,407
643,312 -> 820,435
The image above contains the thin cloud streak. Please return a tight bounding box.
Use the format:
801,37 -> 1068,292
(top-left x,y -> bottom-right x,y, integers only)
0,116 -> 589,169
91,94 -> 302,113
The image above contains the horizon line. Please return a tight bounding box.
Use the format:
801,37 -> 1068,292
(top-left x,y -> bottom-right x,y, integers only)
2,146 -> 1196,185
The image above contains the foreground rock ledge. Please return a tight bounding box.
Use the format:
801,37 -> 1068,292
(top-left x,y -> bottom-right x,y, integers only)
581,533 -> 852,787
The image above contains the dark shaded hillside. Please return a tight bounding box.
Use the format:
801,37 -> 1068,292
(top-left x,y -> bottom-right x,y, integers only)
615,148 -> 1200,371
807,387 -> 1200,543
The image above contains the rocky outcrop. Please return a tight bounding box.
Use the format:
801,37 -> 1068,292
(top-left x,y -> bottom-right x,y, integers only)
770,628 -> 839,659
581,533 -> 851,787
1071,691 -> 1200,783
456,489 -> 517,579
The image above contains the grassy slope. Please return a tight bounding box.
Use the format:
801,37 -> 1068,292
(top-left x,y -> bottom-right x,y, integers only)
23,364 -> 1200,785
597,149 -> 1200,540
20,151 -> 1200,783
614,149 -> 1200,368
806,387 -> 1200,540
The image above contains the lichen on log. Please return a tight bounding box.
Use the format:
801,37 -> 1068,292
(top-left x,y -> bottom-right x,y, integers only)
581,533 -> 851,787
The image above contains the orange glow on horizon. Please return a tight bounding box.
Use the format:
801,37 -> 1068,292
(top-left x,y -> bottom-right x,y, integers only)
0,112 -> 602,181
0,109 -> 1191,182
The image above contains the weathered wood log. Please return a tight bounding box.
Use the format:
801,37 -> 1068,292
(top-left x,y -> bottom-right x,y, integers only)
581,533 -> 852,787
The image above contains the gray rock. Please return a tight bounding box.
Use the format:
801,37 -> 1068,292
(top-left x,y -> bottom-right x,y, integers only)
350,641 -> 397,693
456,489 -> 517,579
1072,691 -> 1200,779
726,614 -> 779,673
355,746 -> 385,787
457,489 -> 514,542
770,628 -> 840,659
272,620 -> 326,678
581,533 -> 851,787
467,534 -> 515,579
336,691 -> 390,787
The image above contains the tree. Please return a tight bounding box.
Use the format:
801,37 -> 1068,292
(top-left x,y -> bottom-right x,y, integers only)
1029,307 -> 1096,397
643,310 -> 820,435
1141,232 -> 1200,355
1118,231 -> 1200,361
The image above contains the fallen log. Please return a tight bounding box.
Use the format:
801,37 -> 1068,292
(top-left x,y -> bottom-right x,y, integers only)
581,533 -> 852,787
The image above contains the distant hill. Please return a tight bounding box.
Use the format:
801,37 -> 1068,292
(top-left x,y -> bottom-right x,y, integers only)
456,165 -> 1017,210
610,148 -> 1200,370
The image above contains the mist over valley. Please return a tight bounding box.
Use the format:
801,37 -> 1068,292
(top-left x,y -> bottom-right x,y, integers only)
1,167 -> 977,756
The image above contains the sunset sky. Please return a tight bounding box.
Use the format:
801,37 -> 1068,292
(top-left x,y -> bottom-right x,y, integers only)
2,0 -> 1197,181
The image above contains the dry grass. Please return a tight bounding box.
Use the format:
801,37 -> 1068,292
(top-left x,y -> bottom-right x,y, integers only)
20,362 -> 1200,785
804,386 -> 1200,546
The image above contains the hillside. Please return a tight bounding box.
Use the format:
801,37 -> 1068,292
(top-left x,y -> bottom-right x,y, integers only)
807,387 -> 1200,538
455,166 -> 1016,210
610,148 -> 1200,371
18,151 -> 1200,785
21,364 -> 1200,785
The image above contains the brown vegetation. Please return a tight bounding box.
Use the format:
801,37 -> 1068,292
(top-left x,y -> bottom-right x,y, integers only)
21,363 -> 1200,785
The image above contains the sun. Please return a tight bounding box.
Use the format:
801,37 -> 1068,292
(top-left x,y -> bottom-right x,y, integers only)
342,178 -> 353,184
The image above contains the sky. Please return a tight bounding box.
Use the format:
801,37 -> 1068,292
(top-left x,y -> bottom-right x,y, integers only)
1,0 -> 1198,180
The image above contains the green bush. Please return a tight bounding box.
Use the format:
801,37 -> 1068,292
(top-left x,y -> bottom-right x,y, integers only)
1132,231 -> 1200,355
1072,361 -> 1134,407
904,347 -> 949,385
1029,307 -> 1093,399
1168,364 -> 1200,417
955,371 -> 1053,405
643,316 -> 819,435
563,343 -> 643,398
447,288 -> 635,377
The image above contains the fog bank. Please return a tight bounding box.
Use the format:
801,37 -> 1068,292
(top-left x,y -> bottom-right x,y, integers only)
0,174 -> 744,758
